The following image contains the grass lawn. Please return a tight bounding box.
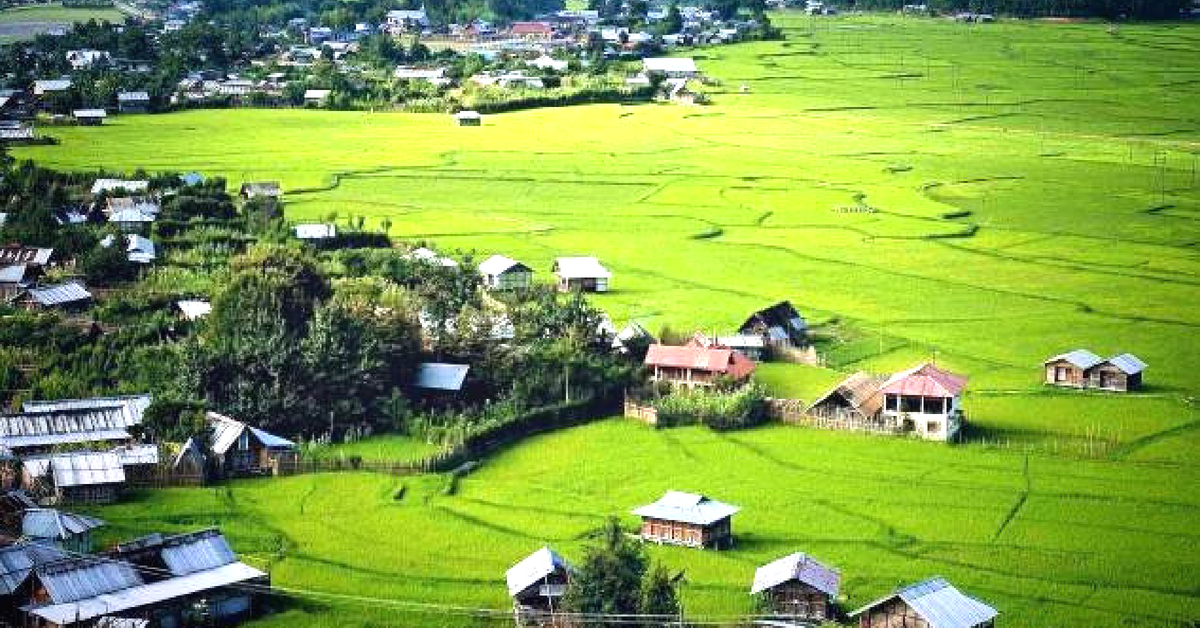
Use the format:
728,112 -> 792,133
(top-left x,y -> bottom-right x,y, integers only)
86,419 -> 1200,628
17,11 -> 1198,627
303,433 -> 443,463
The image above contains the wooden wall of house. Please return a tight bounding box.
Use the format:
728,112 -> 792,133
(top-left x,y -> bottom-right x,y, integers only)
1044,361 -> 1086,387
61,483 -> 121,505
1092,364 -> 1135,391
764,580 -> 832,619
859,599 -> 931,628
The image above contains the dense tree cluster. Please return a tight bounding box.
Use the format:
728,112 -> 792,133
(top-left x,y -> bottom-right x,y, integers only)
563,518 -> 682,627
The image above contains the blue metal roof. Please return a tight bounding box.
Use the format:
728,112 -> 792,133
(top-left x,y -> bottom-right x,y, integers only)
632,490 -> 740,526
850,577 -> 997,628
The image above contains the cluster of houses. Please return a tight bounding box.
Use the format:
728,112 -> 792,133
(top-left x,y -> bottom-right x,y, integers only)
1042,350 -> 1146,392
0,497 -> 270,628
506,489 -> 998,627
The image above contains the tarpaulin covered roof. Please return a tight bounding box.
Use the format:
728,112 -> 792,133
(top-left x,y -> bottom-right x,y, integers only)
849,577 -> 997,628
632,490 -> 740,526
751,552 -> 840,596
879,363 -> 967,398
505,546 -> 569,597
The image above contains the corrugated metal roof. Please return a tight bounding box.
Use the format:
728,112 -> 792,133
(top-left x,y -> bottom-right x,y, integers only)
24,452 -> 125,488
97,617 -> 149,628
1105,353 -> 1146,375
808,372 -> 888,418
0,542 -> 66,595
26,282 -> 91,306
880,363 -> 967,398
73,109 -> 107,118
0,429 -> 130,449
718,334 -> 765,349
1,406 -> 136,444
644,344 -> 756,379
643,57 -> 698,73
1044,349 -> 1103,370
36,557 -> 144,604
632,490 -> 740,526
414,363 -> 470,391
552,256 -> 610,279
23,395 -> 150,426
91,179 -> 149,195
207,412 -> 294,455
479,254 -> 530,277
0,245 -> 53,266
751,552 -> 840,596
26,561 -> 266,624
294,223 -> 336,239
850,577 -> 998,628
160,529 -> 237,575
117,91 -> 150,101
113,443 -> 160,466
0,263 -> 31,284
506,547 -> 569,597
176,299 -> 211,320
406,247 -> 459,267
22,508 -> 106,540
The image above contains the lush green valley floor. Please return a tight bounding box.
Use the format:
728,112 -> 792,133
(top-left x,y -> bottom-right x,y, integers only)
90,419 -> 1199,627
22,11 -> 1198,627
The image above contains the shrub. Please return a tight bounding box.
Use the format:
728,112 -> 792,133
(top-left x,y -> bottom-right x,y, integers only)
652,383 -> 768,431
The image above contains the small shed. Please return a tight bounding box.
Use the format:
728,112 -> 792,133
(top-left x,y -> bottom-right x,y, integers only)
479,255 -> 533,290
632,490 -> 739,549
739,301 -> 807,348
850,577 -> 997,628
294,223 -> 337,242
303,89 -> 331,105
751,552 -> 840,620
116,91 -> 150,113
21,508 -> 106,553
454,110 -> 482,126
21,451 -> 126,505
171,437 -> 207,479
175,299 -> 212,321
551,256 -> 611,292
239,181 -> 282,201
72,109 -> 107,125
1043,349 -> 1103,389
1093,353 -> 1146,392
805,372 -> 888,423
506,547 -> 571,624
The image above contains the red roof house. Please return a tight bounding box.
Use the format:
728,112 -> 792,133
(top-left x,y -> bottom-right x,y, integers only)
645,344 -> 756,388
509,21 -> 554,39
880,363 -> 967,441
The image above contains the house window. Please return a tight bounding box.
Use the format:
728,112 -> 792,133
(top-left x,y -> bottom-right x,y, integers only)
238,430 -> 249,451
924,397 -> 945,414
900,396 -> 922,413
885,395 -> 898,411
927,421 -> 940,433
1054,366 -> 1067,382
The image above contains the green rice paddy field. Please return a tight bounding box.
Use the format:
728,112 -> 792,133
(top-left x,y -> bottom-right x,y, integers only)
0,3 -> 123,42
17,11 -> 1199,627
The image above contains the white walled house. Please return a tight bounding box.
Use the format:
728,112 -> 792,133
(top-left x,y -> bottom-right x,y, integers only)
479,255 -> 533,290
879,363 -> 967,441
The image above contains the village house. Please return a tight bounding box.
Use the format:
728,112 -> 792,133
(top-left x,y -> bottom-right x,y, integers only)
406,247 -> 459,267
394,66 -> 451,86
0,542 -> 66,627
294,223 -> 337,242
850,577 -> 998,628
751,552 -> 840,620
612,321 -> 654,354
643,57 -> 699,78
664,78 -> 698,105
715,334 -> 766,361
879,363 -> 968,441
479,255 -> 533,290
171,437 -> 208,479
207,412 -> 297,477
175,299 -> 212,321
304,89 -> 331,106
738,301 -> 807,348
0,405 -> 137,457
32,79 -> 72,99
644,343 -> 756,388
1043,350 -> 1146,392
454,110 -> 482,126
1043,349 -> 1102,389
0,245 -> 52,300
21,451 -> 127,505
102,233 -> 156,264
0,488 -> 37,530
72,109 -> 107,126
23,395 -> 151,424
66,49 -> 111,70
385,7 -> 430,33
506,546 -> 571,626
21,508 -> 106,553
91,179 -> 149,196
116,91 -> 151,113
0,88 -> 37,120
509,21 -> 555,40
526,54 -> 569,72
552,256 -> 611,292
0,120 -> 35,142
20,529 -> 268,627
239,181 -> 282,201
16,282 -> 92,312
632,490 -> 739,549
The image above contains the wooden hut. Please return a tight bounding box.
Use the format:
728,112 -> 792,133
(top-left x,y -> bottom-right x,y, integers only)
632,490 -> 739,549
0,542 -> 67,627
751,552 -> 841,620
21,508 -> 105,553
505,547 -> 571,626
207,412 -> 297,477
806,372 -> 887,424
850,577 -> 997,628
21,451 -> 126,505
454,110 -> 482,126
479,255 -> 533,290
1043,349 -> 1103,389
1092,353 -> 1146,392
738,301 -> 807,348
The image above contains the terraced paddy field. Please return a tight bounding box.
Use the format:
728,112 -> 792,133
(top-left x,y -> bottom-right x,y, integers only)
19,11 -> 1198,627
0,2 -> 123,42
